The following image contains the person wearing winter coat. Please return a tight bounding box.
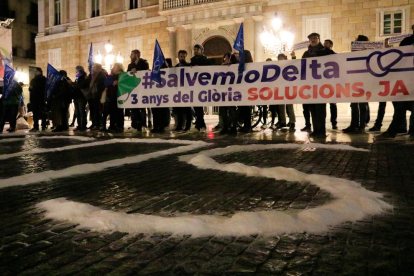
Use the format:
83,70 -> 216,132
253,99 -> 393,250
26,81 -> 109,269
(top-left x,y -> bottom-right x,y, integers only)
190,44 -> 212,132
301,33 -> 335,137
50,70 -> 72,132
68,66 -> 88,131
127,49 -> 149,130
0,82 -> 23,133
104,63 -> 124,131
29,67 -> 47,131
87,63 -> 107,130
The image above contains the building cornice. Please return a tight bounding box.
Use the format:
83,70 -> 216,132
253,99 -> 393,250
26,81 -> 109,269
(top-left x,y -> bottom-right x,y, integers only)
36,16 -> 167,43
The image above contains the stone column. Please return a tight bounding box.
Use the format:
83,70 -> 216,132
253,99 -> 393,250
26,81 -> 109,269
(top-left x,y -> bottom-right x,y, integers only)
48,0 -> 55,26
252,15 -> 264,62
38,0 -> 45,36
167,27 -> 177,65
182,24 -> 193,56
243,18 -> 255,54
68,0 -> 79,32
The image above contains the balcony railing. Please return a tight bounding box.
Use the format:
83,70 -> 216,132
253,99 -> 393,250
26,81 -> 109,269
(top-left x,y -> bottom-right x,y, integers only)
162,0 -> 221,10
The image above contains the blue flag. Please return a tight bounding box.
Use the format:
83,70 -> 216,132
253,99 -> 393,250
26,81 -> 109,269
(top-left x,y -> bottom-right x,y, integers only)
150,39 -> 166,84
88,42 -> 94,74
45,63 -> 61,100
233,23 -> 245,74
3,65 -> 16,101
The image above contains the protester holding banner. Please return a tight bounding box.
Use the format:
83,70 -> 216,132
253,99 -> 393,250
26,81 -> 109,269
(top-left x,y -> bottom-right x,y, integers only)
69,66 -> 88,131
127,49 -> 149,131
0,82 -> 23,133
301,33 -> 335,137
174,50 -> 192,132
300,34 -> 325,133
29,67 -> 47,131
322,39 -> 338,130
88,64 -> 107,130
344,35 -> 371,134
190,44 -> 211,132
220,53 -> 238,135
103,63 -> 124,132
378,25 -> 414,139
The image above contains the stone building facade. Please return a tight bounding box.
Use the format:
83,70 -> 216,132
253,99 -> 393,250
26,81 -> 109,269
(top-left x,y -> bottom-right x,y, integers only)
36,0 -> 414,114
1,0 -> 38,100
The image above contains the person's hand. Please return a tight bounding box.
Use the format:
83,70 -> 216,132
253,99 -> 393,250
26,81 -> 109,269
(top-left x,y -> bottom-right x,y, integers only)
290,50 -> 296,57
131,68 -> 137,73
113,80 -> 118,85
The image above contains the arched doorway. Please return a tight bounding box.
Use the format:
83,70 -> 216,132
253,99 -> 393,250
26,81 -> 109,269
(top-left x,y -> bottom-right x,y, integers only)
202,36 -> 232,65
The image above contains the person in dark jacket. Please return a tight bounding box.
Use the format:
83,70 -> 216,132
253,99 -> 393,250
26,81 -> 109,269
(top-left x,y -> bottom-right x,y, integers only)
220,53 -> 238,135
151,61 -> 171,133
0,82 -> 23,133
239,50 -> 255,133
173,50 -> 192,132
104,63 -> 124,132
87,63 -> 107,130
343,35 -> 370,134
29,67 -> 47,131
190,44 -> 212,132
378,25 -> 414,139
323,39 -> 338,130
68,66 -> 88,131
301,33 -> 335,137
128,49 -> 149,130
50,70 -> 72,132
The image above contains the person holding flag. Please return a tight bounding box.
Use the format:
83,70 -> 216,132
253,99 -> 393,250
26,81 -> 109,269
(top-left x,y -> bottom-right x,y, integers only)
233,23 -> 252,133
150,39 -> 170,133
29,67 -> 47,131
0,66 -> 22,133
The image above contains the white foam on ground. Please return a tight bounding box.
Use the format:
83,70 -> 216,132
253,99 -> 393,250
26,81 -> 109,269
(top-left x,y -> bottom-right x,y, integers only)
0,136 -> 96,144
37,143 -> 391,237
0,138 -> 186,160
0,139 -> 208,189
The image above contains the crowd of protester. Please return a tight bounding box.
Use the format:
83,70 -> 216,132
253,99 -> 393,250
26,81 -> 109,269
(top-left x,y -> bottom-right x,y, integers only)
0,27 -> 413,139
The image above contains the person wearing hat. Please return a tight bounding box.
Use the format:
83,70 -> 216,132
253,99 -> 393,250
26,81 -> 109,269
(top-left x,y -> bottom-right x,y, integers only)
0,82 -> 23,133
301,32 -> 335,137
190,44 -> 212,132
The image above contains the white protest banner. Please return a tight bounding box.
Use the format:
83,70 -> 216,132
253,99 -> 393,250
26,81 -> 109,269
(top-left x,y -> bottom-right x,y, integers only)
388,34 -> 411,45
293,41 -> 310,51
117,46 -> 414,108
351,41 -> 384,51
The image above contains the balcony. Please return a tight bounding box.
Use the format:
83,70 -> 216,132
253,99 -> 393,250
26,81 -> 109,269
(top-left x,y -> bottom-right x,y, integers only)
161,0 -> 222,10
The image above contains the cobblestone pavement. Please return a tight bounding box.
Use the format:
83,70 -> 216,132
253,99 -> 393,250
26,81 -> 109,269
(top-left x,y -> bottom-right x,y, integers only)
0,117 -> 414,276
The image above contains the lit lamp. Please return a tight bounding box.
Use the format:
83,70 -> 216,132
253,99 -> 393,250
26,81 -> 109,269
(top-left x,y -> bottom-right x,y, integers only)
14,69 -> 28,84
94,40 -> 123,71
260,13 -> 295,57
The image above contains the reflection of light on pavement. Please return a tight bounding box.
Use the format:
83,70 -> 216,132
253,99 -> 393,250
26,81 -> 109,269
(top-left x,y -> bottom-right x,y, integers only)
208,126 -> 214,139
